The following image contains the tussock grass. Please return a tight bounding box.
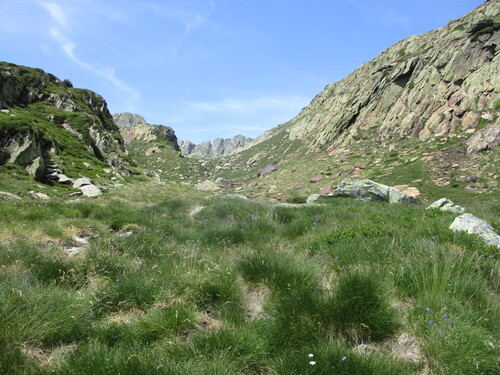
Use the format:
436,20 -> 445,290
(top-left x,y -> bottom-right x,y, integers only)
0,191 -> 498,374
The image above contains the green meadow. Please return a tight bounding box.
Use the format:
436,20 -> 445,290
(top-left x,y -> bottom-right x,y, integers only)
0,184 -> 498,375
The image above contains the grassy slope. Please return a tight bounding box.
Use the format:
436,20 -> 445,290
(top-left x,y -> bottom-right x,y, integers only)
0,183 -> 498,375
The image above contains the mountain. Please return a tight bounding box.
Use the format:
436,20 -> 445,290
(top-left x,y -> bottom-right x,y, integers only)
0,61 -> 130,184
113,112 -> 179,151
179,135 -> 253,157
217,1 -> 499,198
112,112 -> 209,184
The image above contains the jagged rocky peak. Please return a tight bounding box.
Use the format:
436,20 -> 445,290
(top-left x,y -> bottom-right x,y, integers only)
265,1 -> 499,154
112,112 -> 179,151
179,134 -> 253,157
0,62 -> 129,182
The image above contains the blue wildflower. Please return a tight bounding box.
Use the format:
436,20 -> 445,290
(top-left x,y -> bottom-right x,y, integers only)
342,356 -> 347,361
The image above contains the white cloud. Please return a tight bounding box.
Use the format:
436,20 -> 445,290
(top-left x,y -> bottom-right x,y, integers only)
39,1 -> 139,101
40,2 -> 68,28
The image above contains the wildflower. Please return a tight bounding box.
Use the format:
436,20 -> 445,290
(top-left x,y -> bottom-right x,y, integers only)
426,307 -> 431,312
308,354 -> 314,358
342,356 -> 348,361
96,264 -> 100,268
431,236 -> 437,241
438,330 -> 443,334
116,279 -> 120,282
443,314 -> 449,318
450,321 -> 456,328
428,320 -> 433,325
309,361 -> 316,366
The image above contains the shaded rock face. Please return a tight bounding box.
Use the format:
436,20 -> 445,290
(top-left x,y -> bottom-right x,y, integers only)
179,135 -> 252,157
0,62 -> 130,180
112,113 -> 179,151
248,2 -> 499,153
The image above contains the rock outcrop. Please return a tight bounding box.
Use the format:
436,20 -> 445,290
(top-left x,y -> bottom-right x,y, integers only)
179,135 -> 252,157
0,62 -> 130,182
281,2 -> 499,151
333,179 -> 422,205
113,112 -> 179,151
427,198 -> 465,214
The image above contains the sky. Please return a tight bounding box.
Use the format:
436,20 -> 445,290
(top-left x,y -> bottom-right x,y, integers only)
0,0 -> 486,143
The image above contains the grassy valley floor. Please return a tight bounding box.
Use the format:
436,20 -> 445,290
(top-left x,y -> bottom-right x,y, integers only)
0,183 -> 498,374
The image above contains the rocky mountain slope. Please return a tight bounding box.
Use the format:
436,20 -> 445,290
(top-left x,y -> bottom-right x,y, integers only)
215,1 -> 499,199
179,135 -> 252,157
0,62 -> 130,184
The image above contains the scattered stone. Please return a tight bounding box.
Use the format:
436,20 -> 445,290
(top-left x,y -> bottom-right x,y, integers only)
293,184 -> 305,190
57,174 -> 74,185
394,185 -> 409,191
258,163 -> 279,177
275,193 -> 289,201
457,176 -> 478,183
320,181 -> 334,194
426,198 -> 465,214
72,177 -> 92,189
450,214 -> 500,248
354,163 -> 366,169
83,162 -> 92,169
0,191 -> 21,200
28,191 -> 50,200
79,184 -> 102,198
464,186 -> 477,192
309,175 -> 322,183
333,179 -> 421,205
196,180 -> 220,192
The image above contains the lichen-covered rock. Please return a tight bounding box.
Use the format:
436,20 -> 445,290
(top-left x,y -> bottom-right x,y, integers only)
450,213 -> 500,248
427,198 -> 465,214
333,179 -> 422,204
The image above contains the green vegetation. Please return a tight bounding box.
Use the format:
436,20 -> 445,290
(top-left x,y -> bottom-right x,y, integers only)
0,185 -> 497,374
470,21 -> 500,41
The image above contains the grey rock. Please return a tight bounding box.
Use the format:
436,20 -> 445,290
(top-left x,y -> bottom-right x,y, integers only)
333,179 -> 422,204
450,213 -> 500,248
79,184 -> 102,198
57,174 -> 74,185
426,198 -> 465,214
0,191 -> 21,200
28,191 -> 50,200
196,180 -> 220,192
306,194 -> 322,203
72,177 -> 92,189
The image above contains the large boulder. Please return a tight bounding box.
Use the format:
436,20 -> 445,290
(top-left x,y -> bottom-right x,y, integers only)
450,214 -> 500,248
426,198 -> 465,214
79,184 -> 102,198
333,179 -> 421,204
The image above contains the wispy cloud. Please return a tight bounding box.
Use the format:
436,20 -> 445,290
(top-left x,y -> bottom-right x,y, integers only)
187,95 -> 309,115
39,1 -> 139,101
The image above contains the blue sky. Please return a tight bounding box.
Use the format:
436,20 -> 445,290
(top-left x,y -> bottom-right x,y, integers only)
0,0 -> 485,143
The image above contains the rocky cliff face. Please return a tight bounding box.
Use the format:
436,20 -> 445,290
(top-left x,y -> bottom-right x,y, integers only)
219,2 -> 499,197
112,112 -> 179,151
280,1 -> 499,153
179,135 -> 252,157
0,62 -> 130,182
